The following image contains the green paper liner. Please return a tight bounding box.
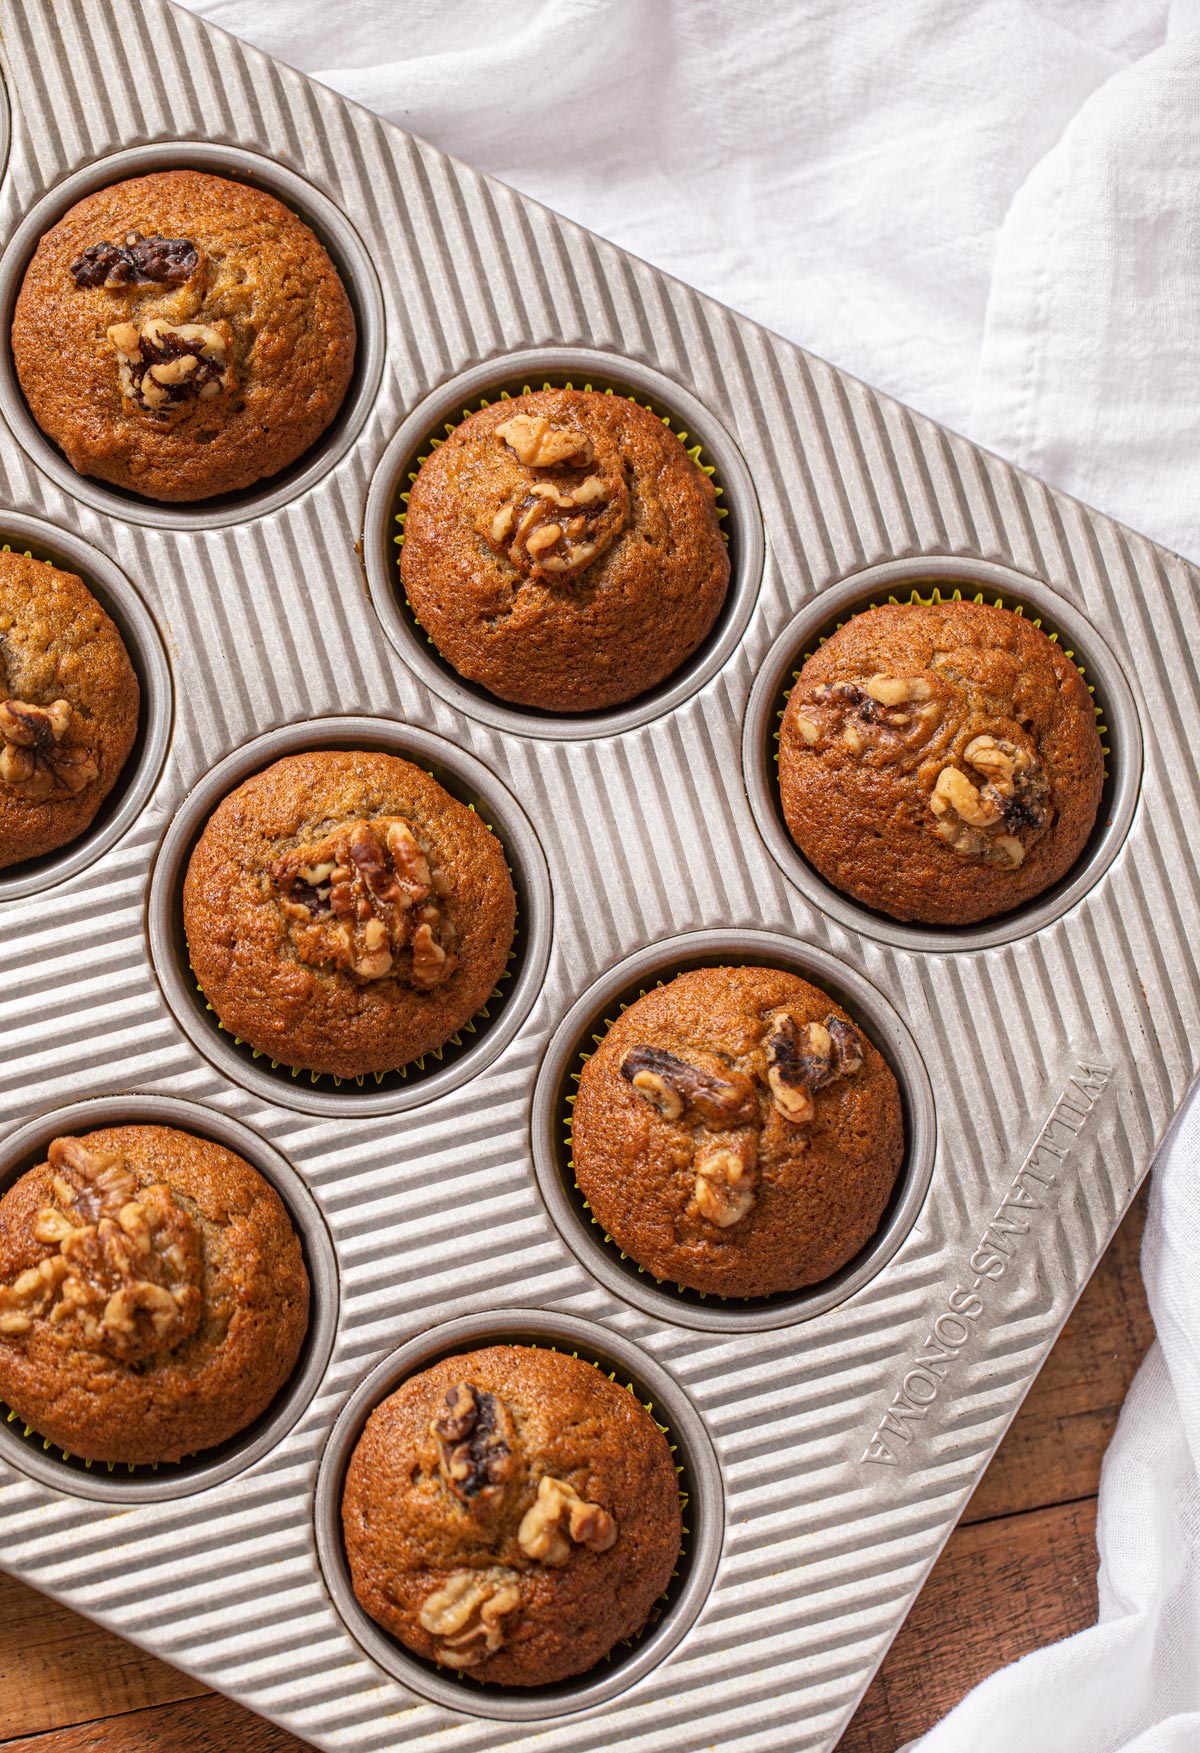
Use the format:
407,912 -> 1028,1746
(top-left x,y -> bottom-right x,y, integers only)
389,370 -> 732,716
352,1334 -> 693,1694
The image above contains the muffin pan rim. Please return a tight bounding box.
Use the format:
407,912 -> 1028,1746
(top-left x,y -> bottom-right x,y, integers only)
0,509 -> 173,902
0,137 -> 386,530
362,344 -> 766,742
529,927 -> 937,1333
312,1305 -> 724,1723
144,714 -> 554,1119
0,1091 -> 340,1505
742,554 -> 1145,954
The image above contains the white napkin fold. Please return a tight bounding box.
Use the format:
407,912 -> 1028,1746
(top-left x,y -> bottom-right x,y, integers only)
179,3 -> 1200,1746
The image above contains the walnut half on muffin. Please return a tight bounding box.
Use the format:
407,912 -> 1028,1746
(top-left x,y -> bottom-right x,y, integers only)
183,750 -> 517,1079
0,1125 -> 309,1464
777,598 -> 1105,925
0,550 -> 139,870
571,966 -> 905,1299
12,169 -> 356,502
342,1345 -> 681,1685
400,387 -> 731,712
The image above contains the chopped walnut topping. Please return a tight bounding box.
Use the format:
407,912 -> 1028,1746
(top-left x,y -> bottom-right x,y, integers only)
798,676 -> 941,745
694,1133 -> 758,1228
269,817 -> 457,989
765,1012 -> 864,1125
495,414 -> 594,469
517,1474 -> 618,1567
619,1045 -> 757,1128
430,1382 -> 517,1504
70,232 -> 200,289
418,1567 -> 522,1668
108,316 -> 231,415
0,699 -> 97,798
0,1138 -> 202,1361
929,734 -> 1050,869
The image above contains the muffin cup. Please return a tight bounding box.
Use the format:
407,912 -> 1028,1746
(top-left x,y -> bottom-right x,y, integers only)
0,140 -> 385,529
0,1093 -> 338,1504
146,716 -> 553,1118
530,929 -> 936,1333
314,1307 -> 722,1721
362,346 -> 764,740
0,512 -> 172,902
743,555 -> 1144,953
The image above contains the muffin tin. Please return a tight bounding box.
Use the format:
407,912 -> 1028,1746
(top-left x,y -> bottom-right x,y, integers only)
0,2 -> 1195,1750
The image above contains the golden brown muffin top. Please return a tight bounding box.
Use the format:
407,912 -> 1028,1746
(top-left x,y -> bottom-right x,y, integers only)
571,965 -> 905,1299
0,1125 -> 309,1465
183,750 -> 517,1079
342,1345 -> 681,1686
12,170 -> 356,502
400,387 -> 730,712
0,550 -> 139,870
778,599 -> 1105,925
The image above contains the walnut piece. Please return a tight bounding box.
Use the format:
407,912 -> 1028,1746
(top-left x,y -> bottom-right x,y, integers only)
619,1046 -> 757,1128
795,676 -> 940,749
517,1474 -> 618,1567
0,1137 -> 202,1361
694,1133 -> 757,1228
485,415 -> 623,582
418,1567 -> 522,1668
269,817 -> 457,989
107,317 -> 230,415
0,698 -> 98,798
430,1382 -> 517,1504
71,232 -> 200,289
929,733 -> 1050,869
765,1012 -> 864,1125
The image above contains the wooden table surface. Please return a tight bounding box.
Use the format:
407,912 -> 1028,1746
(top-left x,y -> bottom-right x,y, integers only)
0,1188 -> 1154,1753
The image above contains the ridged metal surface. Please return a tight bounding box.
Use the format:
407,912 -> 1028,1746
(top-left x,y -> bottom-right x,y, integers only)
0,1 -> 1192,1750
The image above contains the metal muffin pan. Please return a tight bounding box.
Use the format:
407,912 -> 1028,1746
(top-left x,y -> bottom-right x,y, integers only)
0,509 -> 172,901
146,714 -> 553,1118
530,927 -> 936,1333
0,1092 -> 338,1504
314,1307 -> 723,1723
744,553 -> 1145,954
364,345 -> 766,741
0,2 -> 1195,1751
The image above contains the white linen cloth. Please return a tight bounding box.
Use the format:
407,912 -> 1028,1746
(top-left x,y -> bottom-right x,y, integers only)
178,3 -> 1200,1746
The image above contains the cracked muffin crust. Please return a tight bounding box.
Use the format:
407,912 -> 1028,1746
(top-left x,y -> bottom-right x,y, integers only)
342,1345 -> 681,1686
0,1124 -> 309,1464
399,388 -> 730,712
182,750 -> 517,1079
572,966 -> 904,1299
12,169 -> 356,502
0,550 -> 139,870
777,599 -> 1106,925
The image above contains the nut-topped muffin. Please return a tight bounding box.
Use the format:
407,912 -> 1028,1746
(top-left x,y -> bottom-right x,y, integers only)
0,1125 -> 309,1464
342,1345 -> 681,1685
777,598 -> 1105,925
571,966 -> 904,1299
183,750 -> 517,1079
0,550 -> 139,869
12,170 -> 356,501
400,387 -> 730,712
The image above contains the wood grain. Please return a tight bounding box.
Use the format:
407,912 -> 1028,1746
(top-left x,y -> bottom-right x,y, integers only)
0,1189 -> 1154,1753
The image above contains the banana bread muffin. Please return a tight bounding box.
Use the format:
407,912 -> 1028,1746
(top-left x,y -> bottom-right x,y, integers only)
572,966 -> 904,1299
0,1125 -> 309,1464
399,387 -> 730,712
342,1345 -> 681,1685
183,749 -> 517,1079
12,169 -> 356,501
0,550 -> 139,869
777,598 -> 1105,925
